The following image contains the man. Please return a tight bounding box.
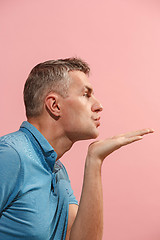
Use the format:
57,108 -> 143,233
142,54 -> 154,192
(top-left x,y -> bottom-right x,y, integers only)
0,58 -> 153,240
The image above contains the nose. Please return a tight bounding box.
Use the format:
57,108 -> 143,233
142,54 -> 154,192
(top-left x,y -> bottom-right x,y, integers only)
91,97 -> 103,113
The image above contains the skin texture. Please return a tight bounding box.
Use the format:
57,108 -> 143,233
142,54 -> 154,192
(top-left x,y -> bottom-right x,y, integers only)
58,71 -> 103,141
28,70 -> 154,240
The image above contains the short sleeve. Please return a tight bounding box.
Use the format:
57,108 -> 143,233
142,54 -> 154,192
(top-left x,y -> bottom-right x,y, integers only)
60,164 -> 78,205
64,180 -> 79,205
53,160 -> 79,206
0,143 -> 22,213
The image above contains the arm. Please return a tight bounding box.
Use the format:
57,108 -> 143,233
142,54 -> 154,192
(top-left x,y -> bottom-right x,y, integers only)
0,143 -> 21,213
69,128 -> 154,240
65,204 -> 78,240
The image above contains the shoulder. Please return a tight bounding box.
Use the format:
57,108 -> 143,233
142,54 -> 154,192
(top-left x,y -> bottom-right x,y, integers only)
0,130 -> 28,149
0,131 -> 25,164
0,142 -> 21,174
0,130 -> 34,162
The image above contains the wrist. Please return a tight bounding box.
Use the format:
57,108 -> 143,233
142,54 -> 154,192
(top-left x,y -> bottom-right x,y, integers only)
85,154 -> 103,170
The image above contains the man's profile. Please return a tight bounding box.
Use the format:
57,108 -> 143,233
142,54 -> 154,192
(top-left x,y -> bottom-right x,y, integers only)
0,58 -> 153,240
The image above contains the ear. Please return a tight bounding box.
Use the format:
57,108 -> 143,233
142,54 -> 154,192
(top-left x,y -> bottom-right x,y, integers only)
45,93 -> 61,118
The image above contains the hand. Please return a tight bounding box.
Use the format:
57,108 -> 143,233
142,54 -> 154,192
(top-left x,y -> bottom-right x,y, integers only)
87,128 -> 154,163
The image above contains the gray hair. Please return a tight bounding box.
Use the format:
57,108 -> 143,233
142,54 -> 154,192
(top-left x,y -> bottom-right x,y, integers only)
23,57 -> 90,118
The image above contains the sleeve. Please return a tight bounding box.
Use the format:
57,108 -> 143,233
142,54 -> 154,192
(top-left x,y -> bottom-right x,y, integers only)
61,164 -> 79,206
0,143 -> 22,213
64,180 -> 79,205
54,161 -> 79,206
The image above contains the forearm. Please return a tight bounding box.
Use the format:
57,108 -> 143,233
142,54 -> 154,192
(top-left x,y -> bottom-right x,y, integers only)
69,157 -> 103,240
69,128 -> 153,239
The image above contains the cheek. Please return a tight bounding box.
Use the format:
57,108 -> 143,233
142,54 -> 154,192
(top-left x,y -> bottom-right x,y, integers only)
61,103 -> 80,127
64,99 -> 84,116
62,98 -> 92,124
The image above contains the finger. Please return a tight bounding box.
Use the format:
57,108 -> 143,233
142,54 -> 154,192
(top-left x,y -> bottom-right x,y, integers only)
121,135 -> 143,146
124,128 -> 154,138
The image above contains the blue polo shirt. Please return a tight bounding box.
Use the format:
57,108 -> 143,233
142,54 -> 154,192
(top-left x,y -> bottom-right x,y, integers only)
0,121 -> 78,240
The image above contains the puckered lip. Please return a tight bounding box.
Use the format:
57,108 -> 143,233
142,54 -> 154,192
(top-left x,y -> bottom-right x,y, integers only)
93,116 -> 101,121
93,117 -> 101,127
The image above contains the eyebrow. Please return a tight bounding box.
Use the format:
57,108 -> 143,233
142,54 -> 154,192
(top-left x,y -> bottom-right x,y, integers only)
84,86 -> 94,94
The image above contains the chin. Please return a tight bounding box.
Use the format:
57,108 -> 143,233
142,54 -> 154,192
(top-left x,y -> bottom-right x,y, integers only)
87,129 -> 99,140
92,132 -> 99,139
68,127 -> 99,142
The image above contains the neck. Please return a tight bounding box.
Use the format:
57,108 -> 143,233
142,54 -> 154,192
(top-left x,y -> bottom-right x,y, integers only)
28,117 -> 74,160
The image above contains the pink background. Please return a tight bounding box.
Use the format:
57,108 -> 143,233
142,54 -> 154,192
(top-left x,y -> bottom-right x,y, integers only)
1,0 -> 160,239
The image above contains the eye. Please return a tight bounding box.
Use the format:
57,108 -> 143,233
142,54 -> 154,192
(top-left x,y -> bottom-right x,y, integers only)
83,92 -> 90,98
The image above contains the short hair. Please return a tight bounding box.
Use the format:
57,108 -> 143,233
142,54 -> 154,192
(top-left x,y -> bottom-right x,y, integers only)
23,57 -> 90,118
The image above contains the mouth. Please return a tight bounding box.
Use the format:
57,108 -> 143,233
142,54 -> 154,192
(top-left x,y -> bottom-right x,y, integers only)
93,117 -> 101,127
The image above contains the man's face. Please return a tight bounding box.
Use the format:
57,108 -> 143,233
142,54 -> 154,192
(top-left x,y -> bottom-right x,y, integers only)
60,70 -> 103,142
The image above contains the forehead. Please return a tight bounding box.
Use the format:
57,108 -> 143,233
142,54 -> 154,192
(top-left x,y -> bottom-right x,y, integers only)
68,70 -> 92,92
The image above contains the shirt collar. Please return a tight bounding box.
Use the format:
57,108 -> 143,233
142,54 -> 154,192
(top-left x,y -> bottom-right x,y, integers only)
20,121 -> 57,172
